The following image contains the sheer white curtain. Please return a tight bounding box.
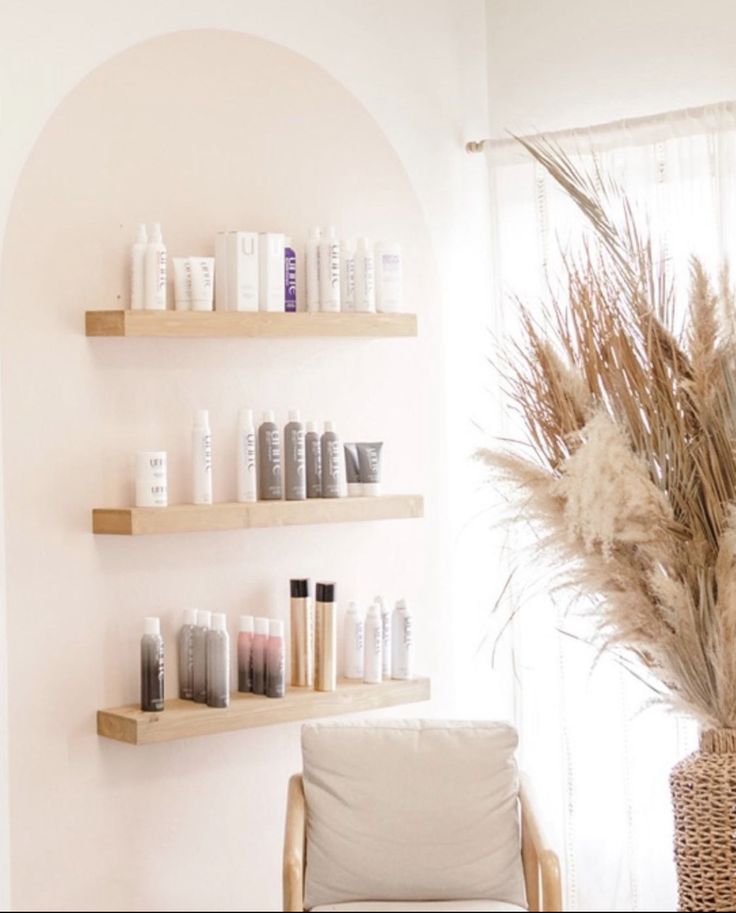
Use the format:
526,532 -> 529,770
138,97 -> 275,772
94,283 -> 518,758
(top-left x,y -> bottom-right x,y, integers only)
456,101 -> 736,913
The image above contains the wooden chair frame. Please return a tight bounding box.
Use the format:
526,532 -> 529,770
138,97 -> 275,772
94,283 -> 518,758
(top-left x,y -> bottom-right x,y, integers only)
283,773 -> 562,912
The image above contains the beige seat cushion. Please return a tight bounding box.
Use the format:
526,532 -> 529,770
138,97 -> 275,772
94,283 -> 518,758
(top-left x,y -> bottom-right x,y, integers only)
302,720 -> 525,911
311,902 -> 525,912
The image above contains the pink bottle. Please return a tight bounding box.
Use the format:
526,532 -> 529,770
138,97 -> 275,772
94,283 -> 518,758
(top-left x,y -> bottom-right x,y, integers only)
266,620 -> 285,698
252,617 -> 269,695
238,615 -> 254,693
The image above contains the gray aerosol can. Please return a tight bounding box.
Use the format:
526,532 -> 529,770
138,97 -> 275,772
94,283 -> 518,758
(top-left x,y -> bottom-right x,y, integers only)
306,421 -> 322,498
321,421 -> 345,498
284,409 -> 306,500
206,613 -> 230,708
258,410 -> 282,500
141,616 -> 164,712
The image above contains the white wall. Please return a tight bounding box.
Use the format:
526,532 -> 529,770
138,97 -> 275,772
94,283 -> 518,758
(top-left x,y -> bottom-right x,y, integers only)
0,2 -> 491,911
485,0 -> 736,137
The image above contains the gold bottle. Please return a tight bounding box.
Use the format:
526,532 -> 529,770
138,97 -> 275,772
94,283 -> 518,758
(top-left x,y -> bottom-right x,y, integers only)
290,579 -> 314,687
314,582 -> 337,692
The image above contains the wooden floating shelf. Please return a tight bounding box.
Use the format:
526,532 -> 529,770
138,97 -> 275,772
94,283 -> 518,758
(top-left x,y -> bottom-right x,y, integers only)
85,310 -> 417,338
98,677 -> 431,744
92,494 -> 424,535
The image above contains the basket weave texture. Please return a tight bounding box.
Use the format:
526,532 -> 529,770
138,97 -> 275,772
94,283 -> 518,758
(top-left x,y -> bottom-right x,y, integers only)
671,729 -> 736,912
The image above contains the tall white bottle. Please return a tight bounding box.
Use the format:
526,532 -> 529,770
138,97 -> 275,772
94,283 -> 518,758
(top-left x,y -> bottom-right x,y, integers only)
363,602 -> 383,684
319,226 -> 340,312
376,595 -> 392,680
306,227 -> 321,312
391,598 -> 413,680
144,222 -> 167,310
353,237 -> 375,313
237,408 -> 257,503
192,409 -> 213,505
131,223 -> 147,309
343,601 -> 364,680
340,239 -> 356,312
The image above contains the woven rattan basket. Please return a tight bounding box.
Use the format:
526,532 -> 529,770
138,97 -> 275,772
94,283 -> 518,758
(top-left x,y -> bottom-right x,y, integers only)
671,729 -> 736,911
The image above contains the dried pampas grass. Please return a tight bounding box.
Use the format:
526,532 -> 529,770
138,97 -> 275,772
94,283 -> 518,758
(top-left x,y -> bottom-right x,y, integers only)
480,138 -> 736,729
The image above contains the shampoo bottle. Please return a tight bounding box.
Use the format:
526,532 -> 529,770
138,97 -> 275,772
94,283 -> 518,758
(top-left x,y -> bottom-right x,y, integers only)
237,408 -> 257,503
131,223 -> 147,309
375,241 -> 402,313
238,615 -> 254,693
354,237 -> 376,313
321,421 -> 345,498
284,410 -> 306,501
141,616 -> 165,712
144,222 -> 167,310
178,608 -> 197,700
305,421 -> 322,498
315,582 -> 337,692
319,226 -> 340,312
192,409 -> 213,505
266,620 -> 286,698
192,609 -> 211,703
258,410 -> 282,500
284,237 -> 297,312
306,227 -> 321,312
290,578 -> 314,687
343,601 -> 364,680
206,612 -> 230,708
340,239 -> 356,311
391,598 -> 413,680
363,602 -> 383,684
252,617 -> 269,695
376,595 -> 392,680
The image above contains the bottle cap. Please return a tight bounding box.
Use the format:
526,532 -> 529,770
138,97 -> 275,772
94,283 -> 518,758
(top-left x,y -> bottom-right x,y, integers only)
395,599 -> 407,612
323,421 -> 334,433
290,579 -> 310,598
239,408 -> 254,427
262,410 -> 275,424
143,616 -> 160,636
346,600 -> 357,614
197,609 -> 212,628
367,602 -> 380,617
149,222 -> 163,243
306,421 -> 317,433
269,619 -> 284,638
255,617 -> 269,635
211,612 -> 227,632
288,409 -> 300,422
194,409 -> 210,428
239,615 -> 254,633
183,608 -> 197,626
136,223 -> 148,244
316,582 -> 336,603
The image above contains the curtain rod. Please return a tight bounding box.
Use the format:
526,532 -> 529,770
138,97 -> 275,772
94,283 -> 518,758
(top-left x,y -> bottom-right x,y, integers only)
465,99 -> 736,154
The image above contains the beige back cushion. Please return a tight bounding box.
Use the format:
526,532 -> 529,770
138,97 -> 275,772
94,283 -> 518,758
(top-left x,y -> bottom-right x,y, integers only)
302,720 -> 525,910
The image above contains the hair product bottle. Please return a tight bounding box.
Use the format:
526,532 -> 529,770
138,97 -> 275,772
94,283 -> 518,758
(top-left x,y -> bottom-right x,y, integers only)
237,408 -> 257,503
178,608 -> 197,700
238,615 -> 254,693
315,582 -> 337,692
284,237 -> 297,312
192,409 -> 213,505
252,617 -> 269,695
266,620 -> 286,698
340,239 -> 356,312
131,223 -> 147,310
391,598 -> 413,680
135,450 -> 168,507
306,227 -> 321,312
305,421 -> 322,498
284,410 -> 306,500
258,410 -> 282,500
141,616 -> 165,712
376,595 -> 392,680
319,226 -> 340,312
290,578 -> 314,687
363,602 -> 383,684
343,601 -> 364,680
144,222 -> 167,310
206,613 -> 230,708
192,609 -> 211,703
321,421 -> 345,498
375,241 -> 402,313
353,237 -> 376,313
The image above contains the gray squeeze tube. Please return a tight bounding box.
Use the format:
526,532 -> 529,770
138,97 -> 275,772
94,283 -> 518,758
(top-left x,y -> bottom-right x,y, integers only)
356,442 -> 383,496
344,443 -> 361,496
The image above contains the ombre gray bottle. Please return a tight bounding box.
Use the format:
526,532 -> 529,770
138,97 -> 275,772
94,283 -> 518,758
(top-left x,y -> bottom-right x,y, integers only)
258,409 -> 283,500
284,409 -> 306,500
305,421 -> 322,498
206,613 -> 230,709
141,616 -> 164,712
192,609 -> 211,703
321,421 -> 343,498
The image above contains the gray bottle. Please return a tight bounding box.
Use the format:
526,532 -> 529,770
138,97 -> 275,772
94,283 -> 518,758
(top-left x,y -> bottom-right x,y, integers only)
321,421 -> 344,498
178,608 -> 197,700
206,613 -> 230,708
141,616 -> 164,712
192,609 -> 211,703
258,410 -> 283,500
284,409 -> 306,500
306,421 -> 322,498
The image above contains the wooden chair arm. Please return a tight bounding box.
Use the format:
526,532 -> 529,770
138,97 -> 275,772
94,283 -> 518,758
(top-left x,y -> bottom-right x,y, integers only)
283,774 -> 306,912
520,778 -> 563,912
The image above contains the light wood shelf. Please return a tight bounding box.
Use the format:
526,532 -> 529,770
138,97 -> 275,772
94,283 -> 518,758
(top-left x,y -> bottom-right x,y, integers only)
92,494 -> 424,535
98,677 -> 431,744
85,310 -> 417,338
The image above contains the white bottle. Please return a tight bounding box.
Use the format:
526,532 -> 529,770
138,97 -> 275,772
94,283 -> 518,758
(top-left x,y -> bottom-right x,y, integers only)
375,241 -> 402,313
144,222 -> 167,310
192,409 -> 213,505
306,227 -> 321,312
376,595 -> 392,679
343,601 -> 364,680
340,239 -> 356,312
130,223 -> 147,309
319,225 -> 340,312
237,408 -> 257,503
363,602 -> 383,684
353,237 -> 376,313
259,232 -> 285,312
391,598 -> 413,680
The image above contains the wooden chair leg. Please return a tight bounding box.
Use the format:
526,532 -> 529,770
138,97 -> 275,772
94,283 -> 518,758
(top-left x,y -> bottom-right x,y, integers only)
283,774 -> 306,912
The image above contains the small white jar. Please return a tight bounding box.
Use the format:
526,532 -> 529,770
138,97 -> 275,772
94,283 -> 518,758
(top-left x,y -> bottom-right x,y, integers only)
135,451 -> 168,507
